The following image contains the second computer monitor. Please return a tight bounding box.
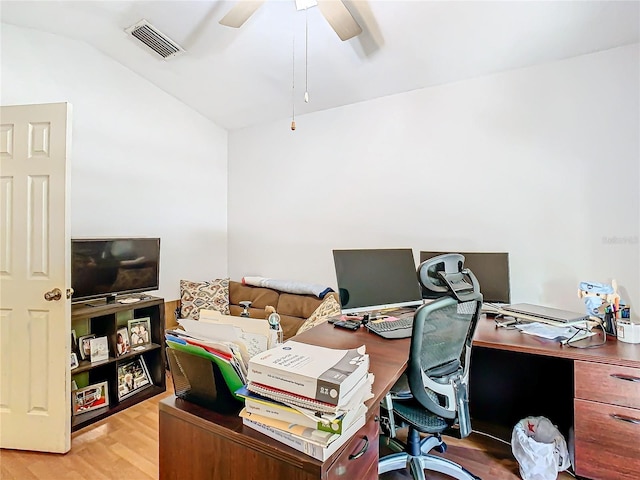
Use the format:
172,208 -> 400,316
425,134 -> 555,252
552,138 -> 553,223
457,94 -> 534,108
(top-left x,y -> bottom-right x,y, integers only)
333,248 -> 423,314
419,251 -> 511,304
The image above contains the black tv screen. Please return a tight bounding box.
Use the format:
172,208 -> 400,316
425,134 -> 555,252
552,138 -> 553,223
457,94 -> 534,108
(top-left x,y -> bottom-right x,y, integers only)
333,248 -> 423,314
419,251 -> 510,303
71,238 -> 160,302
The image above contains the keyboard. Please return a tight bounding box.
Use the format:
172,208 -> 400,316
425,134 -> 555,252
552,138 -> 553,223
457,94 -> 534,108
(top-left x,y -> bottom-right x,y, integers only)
367,316 -> 414,339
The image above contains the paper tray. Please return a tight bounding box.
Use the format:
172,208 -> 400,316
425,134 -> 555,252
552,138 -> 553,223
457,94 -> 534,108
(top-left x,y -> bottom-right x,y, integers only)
166,348 -> 243,414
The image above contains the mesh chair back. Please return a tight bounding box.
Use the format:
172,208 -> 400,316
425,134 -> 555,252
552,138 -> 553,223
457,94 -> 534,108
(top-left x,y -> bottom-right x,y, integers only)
417,300 -> 477,374
406,294 -> 482,421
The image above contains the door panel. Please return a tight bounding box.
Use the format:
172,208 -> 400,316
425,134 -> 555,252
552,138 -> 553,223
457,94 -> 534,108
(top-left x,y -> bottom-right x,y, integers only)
0,102 -> 72,453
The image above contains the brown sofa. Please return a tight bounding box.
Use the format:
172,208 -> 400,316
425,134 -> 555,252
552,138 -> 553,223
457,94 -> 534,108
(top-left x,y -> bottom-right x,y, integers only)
170,280 -> 340,340
228,280 -> 340,340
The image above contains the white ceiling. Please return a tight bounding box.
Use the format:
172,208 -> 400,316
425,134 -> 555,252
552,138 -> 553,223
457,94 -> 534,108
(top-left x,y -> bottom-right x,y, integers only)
2,1 -> 638,130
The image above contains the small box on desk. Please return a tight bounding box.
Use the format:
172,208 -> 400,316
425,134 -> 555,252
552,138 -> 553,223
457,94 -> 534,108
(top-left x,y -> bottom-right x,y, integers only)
166,348 -> 243,413
617,321 -> 640,344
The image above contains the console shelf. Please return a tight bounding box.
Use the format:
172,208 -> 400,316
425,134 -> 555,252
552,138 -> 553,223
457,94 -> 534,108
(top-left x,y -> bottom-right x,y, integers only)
71,296 -> 166,432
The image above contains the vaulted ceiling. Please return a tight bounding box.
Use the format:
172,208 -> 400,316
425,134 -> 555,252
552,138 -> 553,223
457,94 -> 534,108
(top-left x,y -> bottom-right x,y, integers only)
2,1 -> 638,130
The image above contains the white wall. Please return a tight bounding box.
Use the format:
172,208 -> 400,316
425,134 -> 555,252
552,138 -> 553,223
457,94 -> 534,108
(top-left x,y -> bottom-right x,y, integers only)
1,24 -> 229,301
228,44 -> 639,317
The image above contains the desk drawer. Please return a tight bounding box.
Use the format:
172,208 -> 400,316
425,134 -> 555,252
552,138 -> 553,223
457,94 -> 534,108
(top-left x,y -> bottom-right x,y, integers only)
326,415 -> 379,480
575,398 -> 640,480
575,360 -> 640,409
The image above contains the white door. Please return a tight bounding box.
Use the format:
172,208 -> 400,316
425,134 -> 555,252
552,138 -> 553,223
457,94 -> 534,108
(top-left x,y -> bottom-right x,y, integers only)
0,102 -> 72,453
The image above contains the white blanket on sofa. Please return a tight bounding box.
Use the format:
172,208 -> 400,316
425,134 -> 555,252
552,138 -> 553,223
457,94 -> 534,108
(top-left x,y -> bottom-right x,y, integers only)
242,276 -> 334,299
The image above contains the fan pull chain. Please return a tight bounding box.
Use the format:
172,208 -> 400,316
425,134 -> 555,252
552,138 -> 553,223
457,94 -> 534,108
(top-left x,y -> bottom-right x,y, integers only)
291,28 -> 296,131
304,7 -> 309,103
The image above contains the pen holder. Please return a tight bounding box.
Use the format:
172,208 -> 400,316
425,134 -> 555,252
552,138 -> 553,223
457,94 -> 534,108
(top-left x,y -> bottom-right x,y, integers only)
166,348 -> 243,414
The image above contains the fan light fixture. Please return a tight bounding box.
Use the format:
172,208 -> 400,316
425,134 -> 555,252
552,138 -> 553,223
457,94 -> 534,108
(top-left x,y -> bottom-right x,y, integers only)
220,1 -> 362,41
295,0 -> 317,10
220,0 -> 361,130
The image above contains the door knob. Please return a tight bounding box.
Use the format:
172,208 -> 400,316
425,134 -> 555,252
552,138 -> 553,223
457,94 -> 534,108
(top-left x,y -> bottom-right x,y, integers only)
44,288 -> 62,301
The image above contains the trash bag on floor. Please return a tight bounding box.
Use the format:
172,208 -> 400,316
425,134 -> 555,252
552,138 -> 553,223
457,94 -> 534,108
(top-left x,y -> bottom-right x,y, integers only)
511,416 -> 571,480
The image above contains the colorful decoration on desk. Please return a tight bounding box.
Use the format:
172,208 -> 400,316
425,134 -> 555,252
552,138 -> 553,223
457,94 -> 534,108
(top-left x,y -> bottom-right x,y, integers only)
578,280 -> 628,335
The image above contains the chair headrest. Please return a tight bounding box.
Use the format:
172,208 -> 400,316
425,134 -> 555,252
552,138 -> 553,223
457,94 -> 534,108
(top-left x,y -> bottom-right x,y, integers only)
418,253 -> 481,302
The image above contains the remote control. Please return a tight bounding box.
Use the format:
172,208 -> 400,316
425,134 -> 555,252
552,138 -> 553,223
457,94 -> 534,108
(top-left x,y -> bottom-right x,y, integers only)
334,320 -> 361,331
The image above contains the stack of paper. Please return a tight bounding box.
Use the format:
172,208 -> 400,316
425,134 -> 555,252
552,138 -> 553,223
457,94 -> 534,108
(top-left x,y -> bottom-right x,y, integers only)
241,340 -> 373,461
514,322 -> 595,343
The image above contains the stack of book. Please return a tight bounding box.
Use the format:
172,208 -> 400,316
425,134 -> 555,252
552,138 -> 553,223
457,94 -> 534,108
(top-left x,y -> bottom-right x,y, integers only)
240,340 -> 373,461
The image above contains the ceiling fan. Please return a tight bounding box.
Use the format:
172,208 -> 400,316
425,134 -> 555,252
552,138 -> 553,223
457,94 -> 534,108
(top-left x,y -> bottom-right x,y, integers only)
219,0 -> 362,41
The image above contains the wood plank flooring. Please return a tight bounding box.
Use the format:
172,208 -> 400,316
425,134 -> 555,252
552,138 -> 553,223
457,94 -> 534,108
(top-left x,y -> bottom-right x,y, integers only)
380,429 -> 575,480
0,377 -> 173,480
1,375 -> 574,480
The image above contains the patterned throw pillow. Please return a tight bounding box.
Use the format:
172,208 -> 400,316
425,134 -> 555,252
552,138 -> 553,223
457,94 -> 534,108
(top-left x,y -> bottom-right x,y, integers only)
180,278 -> 230,320
296,295 -> 342,335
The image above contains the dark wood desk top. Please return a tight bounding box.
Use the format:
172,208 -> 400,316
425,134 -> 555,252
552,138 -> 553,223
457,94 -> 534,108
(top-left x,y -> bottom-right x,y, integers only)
160,321 -> 410,414
160,316 -> 640,480
159,321 -> 410,472
474,316 -> 640,368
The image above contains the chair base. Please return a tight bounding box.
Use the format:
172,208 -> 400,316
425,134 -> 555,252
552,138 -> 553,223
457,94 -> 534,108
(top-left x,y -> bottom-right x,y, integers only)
379,435 -> 481,480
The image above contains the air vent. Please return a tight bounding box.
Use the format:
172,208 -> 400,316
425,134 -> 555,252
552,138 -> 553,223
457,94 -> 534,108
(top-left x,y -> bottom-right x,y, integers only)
125,19 -> 184,59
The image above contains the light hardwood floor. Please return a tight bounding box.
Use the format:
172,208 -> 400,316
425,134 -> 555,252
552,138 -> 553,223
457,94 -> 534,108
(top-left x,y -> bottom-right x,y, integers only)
0,377 -> 174,480
1,375 -> 574,480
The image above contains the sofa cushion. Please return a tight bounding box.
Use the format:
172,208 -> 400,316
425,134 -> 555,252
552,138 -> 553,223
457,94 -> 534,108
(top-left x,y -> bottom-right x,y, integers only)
226,280 -> 341,341
180,278 -> 230,320
229,281 -> 279,309
296,295 -> 342,335
277,292 -> 326,319
279,314 -> 306,341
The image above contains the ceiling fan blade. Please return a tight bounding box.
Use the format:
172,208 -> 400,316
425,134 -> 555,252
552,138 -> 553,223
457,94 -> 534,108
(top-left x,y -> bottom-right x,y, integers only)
219,0 -> 266,28
317,0 -> 362,41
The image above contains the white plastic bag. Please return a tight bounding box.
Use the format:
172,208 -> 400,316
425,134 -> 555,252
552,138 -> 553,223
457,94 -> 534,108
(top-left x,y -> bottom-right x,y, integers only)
511,416 -> 571,480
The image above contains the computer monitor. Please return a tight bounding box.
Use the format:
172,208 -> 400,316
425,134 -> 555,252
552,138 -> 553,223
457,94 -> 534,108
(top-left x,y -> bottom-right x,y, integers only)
332,248 -> 423,314
419,251 -> 510,304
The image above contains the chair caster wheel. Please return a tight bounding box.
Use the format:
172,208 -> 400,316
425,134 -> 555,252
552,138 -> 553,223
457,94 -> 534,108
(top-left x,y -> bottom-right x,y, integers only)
435,442 -> 447,453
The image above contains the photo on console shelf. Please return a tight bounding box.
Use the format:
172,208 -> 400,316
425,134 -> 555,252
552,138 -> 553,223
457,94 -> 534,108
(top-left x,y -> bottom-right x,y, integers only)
128,318 -> 151,346
117,357 -> 152,400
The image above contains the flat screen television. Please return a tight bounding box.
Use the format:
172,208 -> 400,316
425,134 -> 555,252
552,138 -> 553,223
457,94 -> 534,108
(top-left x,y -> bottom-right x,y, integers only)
71,237 -> 160,303
332,248 -> 423,314
419,251 -> 510,304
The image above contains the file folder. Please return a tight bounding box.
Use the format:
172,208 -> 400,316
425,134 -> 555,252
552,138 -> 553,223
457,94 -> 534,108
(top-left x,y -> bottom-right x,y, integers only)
166,346 -> 243,414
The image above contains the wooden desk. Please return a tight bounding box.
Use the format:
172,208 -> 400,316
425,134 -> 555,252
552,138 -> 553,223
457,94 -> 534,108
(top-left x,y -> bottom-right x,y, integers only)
159,317 -> 640,480
472,317 -> 640,480
159,322 -> 410,480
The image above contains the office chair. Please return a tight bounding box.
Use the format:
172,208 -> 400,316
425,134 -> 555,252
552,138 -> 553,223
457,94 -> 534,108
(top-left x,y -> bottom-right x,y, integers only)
378,253 -> 483,480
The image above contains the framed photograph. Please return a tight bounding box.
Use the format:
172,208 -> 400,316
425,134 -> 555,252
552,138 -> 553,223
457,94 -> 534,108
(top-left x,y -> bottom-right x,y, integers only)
115,327 -> 131,357
72,381 -> 109,416
117,356 -> 152,400
77,334 -> 96,361
70,352 -> 79,370
89,336 -> 109,363
128,318 -> 151,347
71,329 -> 78,355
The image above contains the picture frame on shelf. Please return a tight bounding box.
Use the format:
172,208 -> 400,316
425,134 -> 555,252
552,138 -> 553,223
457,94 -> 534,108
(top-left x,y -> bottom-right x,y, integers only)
117,356 -> 152,401
77,334 -> 96,361
70,352 -> 79,370
71,329 -> 78,355
72,381 -> 109,416
89,336 -> 109,363
115,327 -> 131,357
128,317 -> 151,348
